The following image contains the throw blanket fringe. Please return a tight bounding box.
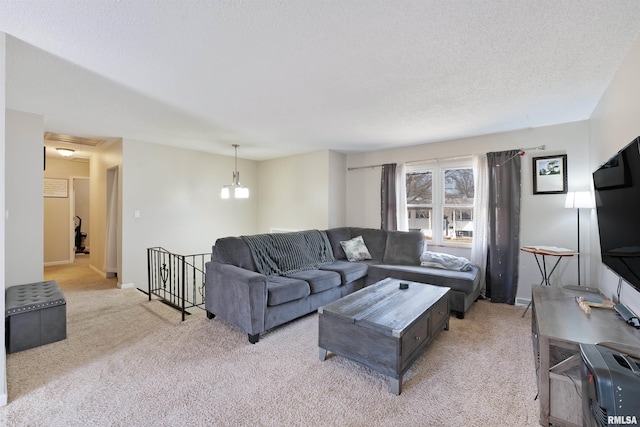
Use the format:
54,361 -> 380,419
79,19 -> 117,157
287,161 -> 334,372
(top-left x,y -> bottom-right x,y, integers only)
242,230 -> 335,276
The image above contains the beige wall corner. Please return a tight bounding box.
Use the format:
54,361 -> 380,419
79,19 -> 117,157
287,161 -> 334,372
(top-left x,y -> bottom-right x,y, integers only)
258,149 -> 347,233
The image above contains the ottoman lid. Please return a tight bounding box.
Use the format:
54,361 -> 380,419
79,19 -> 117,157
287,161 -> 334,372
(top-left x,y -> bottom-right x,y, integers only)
5,280 -> 66,317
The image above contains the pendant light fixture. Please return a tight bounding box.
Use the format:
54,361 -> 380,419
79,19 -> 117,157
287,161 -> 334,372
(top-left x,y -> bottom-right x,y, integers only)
220,144 -> 249,199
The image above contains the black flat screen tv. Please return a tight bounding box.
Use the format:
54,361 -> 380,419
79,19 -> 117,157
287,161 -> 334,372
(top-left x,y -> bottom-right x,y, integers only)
593,136 -> 640,294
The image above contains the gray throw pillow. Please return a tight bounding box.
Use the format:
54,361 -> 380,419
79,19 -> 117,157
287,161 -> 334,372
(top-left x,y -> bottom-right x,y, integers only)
340,236 -> 372,262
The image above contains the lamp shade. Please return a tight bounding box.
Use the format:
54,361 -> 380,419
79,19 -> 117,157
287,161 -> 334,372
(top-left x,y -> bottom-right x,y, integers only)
220,184 -> 248,199
565,191 -> 594,209
234,186 -> 249,199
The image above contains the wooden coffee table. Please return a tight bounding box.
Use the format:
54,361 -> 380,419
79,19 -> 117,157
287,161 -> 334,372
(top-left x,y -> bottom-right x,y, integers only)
318,277 -> 450,395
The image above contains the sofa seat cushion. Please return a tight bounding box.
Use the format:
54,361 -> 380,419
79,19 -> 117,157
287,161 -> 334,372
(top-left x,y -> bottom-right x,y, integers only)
266,276 -> 311,306
367,264 -> 480,294
286,269 -> 341,294
319,261 -> 368,284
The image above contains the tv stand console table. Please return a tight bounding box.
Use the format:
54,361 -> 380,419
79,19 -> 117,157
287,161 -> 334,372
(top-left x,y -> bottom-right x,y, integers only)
531,285 -> 640,426
521,246 -> 575,317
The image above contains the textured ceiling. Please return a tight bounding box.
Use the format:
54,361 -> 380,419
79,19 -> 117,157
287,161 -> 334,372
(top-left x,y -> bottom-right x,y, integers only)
2,1 -> 640,160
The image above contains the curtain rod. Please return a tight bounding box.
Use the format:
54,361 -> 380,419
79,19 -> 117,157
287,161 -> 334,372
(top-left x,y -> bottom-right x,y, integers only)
495,144 -> 547,167
347,155 -> 469,171
347,144 -> 546,171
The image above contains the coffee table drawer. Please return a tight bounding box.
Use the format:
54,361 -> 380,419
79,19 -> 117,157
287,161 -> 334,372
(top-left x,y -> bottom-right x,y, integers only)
430,297 -> 449,332
401,312 -> 431,358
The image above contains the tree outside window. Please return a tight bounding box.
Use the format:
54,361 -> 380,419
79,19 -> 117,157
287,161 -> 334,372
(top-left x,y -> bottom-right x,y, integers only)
406,165 -> 474,245
406,171 -> 433,239
443,168 -> 474,243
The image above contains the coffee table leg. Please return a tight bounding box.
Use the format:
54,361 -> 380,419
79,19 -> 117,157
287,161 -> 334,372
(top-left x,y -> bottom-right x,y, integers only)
319,348 -> 328,361
390,376 -> 401,395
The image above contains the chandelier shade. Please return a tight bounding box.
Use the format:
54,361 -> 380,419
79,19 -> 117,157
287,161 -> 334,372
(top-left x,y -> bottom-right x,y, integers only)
221,145 -> 249,199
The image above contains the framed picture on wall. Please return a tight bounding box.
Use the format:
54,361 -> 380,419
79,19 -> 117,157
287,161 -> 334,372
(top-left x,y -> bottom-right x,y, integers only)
44,178 -> 68,198
532,154 -> 567,194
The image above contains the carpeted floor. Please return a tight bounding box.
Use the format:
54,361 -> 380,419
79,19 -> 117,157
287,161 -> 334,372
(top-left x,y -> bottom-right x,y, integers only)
1,262 -> 539,426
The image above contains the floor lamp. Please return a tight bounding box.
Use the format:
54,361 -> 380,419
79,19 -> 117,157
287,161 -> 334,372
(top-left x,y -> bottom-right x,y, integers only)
564,191 -> 595,286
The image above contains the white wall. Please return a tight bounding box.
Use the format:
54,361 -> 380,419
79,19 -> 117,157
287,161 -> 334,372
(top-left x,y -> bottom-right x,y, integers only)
258,150 -> 346,233
5,109 -> 44,287
1,30 -> 8,407
589,36 -> 640,314
328,150 -> 347,229
121,139 -> 259,289
347,120 -> 592,303
3,107 -> 45,408
43,158 -> 90,264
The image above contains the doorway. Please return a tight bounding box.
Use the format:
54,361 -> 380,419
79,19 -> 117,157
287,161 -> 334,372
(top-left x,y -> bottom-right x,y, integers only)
105,166 -> 119,279
70,177 -> 90,264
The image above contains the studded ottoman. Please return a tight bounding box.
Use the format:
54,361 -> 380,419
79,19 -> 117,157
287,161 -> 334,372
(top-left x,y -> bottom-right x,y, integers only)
5,280 -> 67,354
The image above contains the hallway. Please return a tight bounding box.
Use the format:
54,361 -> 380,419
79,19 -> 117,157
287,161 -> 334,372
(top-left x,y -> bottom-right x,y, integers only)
44,254 -> 118,292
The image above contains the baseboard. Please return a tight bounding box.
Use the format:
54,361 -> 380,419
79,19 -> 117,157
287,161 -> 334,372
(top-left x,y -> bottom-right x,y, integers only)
119,283 -> 135,289
515,297 -> 531,307
44,260 -> 71,267
88,264 -> 106,278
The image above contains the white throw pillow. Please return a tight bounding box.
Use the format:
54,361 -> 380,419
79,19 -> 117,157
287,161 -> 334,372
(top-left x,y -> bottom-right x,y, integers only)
340,236 -> 373,262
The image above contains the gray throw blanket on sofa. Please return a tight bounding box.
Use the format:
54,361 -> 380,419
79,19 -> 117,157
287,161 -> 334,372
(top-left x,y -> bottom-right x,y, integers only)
241,230 -> 335,276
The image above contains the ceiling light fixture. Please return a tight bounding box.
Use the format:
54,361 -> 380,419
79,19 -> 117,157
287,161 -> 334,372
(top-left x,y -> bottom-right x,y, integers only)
220,144 -> 249,199
56,148 -> 75,157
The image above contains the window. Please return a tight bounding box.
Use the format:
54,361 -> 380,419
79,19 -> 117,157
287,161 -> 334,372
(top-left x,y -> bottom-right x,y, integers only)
406,170 -> 433,239
406,164 -> 474,246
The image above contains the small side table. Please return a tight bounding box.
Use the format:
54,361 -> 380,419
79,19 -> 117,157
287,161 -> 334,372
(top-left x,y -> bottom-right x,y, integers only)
521,246 -> 576,317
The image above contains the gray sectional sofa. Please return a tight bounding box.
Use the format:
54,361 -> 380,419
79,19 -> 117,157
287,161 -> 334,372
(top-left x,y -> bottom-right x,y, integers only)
205,227 -> 482,343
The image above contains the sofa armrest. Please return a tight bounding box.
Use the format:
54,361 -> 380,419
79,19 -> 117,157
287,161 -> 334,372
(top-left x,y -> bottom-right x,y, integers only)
205,261 -> 267,336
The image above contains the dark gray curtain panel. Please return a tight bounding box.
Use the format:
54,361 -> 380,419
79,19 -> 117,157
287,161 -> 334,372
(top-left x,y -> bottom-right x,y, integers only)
380,163 -> 397,230
486,150 -> 521,304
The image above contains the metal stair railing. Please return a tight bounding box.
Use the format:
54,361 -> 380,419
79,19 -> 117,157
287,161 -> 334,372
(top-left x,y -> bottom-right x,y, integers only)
146,247 -> 211,321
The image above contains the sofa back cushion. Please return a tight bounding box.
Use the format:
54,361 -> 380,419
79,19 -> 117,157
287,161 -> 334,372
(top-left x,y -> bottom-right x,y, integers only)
382,230 -> 424,265
350,227 -> 387,261
324,227 -> 352,260
212,236 -> 258,271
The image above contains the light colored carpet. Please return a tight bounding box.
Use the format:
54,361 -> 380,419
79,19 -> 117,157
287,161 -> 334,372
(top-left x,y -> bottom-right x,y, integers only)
1,263 -> 539,426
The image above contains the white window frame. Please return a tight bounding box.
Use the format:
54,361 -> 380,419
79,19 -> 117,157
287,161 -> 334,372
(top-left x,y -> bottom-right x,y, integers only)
406,160 -> 473,248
